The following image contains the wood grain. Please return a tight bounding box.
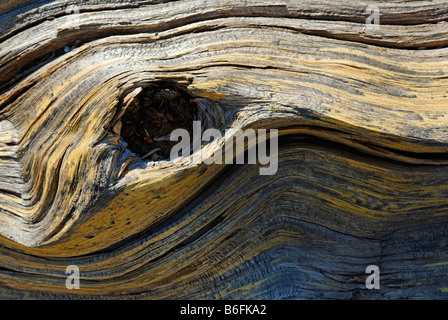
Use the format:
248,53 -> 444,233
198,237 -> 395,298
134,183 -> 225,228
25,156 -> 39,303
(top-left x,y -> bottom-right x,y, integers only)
0,0 -> 447,299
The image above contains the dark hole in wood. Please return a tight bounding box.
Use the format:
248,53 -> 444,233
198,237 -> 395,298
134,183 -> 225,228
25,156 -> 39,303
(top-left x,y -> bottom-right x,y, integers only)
119,82 -> 197,160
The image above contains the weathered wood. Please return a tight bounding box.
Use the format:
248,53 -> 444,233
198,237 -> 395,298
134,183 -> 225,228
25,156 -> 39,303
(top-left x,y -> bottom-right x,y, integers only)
0,0 -> 447,299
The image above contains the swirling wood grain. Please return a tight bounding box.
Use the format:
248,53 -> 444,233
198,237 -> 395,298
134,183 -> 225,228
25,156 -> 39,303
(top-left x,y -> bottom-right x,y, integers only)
0,0 -> 447,299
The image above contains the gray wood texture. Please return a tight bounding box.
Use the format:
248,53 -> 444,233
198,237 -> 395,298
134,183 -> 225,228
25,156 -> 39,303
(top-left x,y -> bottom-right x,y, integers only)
0,0 -> 447,299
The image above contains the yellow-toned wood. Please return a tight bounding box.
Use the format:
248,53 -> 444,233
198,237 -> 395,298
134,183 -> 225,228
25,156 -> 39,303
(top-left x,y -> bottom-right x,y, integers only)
0,0 -> 447,299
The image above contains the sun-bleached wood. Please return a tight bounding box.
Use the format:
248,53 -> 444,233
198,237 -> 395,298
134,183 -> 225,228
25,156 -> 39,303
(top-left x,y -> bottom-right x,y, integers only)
0,0 -> 447,299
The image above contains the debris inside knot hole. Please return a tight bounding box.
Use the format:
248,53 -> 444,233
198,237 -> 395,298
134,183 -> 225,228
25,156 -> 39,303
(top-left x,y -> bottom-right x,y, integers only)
114,82 -> 198,161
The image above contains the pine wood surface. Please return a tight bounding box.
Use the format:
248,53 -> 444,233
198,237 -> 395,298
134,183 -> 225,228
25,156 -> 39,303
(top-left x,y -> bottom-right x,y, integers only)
0,0 -> 447,299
